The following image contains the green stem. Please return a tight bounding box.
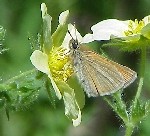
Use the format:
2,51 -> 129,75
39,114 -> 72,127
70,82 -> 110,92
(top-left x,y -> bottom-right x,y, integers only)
125,123 -> 134,136
104,92 -> 128,123
125,47 -> 146,136
134,77 -> 144,104
134,47 -> 146,106
104,94 -> 134,136
113,92 -> 128,120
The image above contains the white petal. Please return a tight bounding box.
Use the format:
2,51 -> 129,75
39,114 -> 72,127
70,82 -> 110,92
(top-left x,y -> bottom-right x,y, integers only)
30,50 -> 49,74
30,50 -> 62,99
61,23 -> 83,51
59,10 -> 69,25
82,33 -> 94,43
41,3 -> 47,19
61,32 -> 71,52
93,29 -> 124,40
72,106 -> 81,127
48,75 -> 62,100
63,89 -> 81,127
61,24 -> 82,52
91,19 -> 129,40
68,24 -> 83,42
143,15 -> 150,25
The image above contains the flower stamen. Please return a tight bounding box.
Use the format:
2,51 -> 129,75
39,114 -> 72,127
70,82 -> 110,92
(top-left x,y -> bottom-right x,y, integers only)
48,47 -> 74,82
124,19 -> 145,36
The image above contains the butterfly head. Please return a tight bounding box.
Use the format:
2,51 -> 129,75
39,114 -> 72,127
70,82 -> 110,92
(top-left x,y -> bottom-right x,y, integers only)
68,30 -> 80,51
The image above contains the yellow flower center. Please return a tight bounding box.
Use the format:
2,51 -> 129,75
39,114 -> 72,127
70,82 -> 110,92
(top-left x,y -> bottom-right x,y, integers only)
124,19 -> 145,36
48,47 -> 74,82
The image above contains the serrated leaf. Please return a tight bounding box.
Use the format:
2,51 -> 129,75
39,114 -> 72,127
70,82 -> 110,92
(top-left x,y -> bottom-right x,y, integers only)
1,70 -> 43,111
112,92 -> 128,122
131,100 -> 150,124
0,25 -> 7,54
0,25 -> 6,41
103,35 -> 150,52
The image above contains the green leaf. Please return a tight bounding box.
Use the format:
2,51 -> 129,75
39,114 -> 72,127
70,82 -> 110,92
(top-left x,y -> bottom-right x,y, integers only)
131,100 -> 150,125
5,106 -> 10,121
0,25 -> 6,41
0,69 -> 43,111
0,97 -> 5,108
112,92 -> 128,122
141,23 -> 150,39
103,35 -> 150,52
0,25 -> 8,54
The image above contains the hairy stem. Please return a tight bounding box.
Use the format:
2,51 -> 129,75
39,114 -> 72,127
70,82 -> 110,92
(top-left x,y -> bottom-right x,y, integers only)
125,123 -> 134,136
134,47 -> 146,106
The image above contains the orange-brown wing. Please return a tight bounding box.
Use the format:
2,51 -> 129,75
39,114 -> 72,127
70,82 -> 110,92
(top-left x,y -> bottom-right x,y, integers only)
72,49 -> 126,97
81,49 -> 137,88
106,61 -> 137,88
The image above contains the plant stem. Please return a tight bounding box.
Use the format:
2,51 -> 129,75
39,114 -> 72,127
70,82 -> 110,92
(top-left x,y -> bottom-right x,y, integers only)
134,47 -> 146,106
125,123 -> 134,136
104,92 -> 128,123
125,47 -> 146,136
134,77 -> 144,104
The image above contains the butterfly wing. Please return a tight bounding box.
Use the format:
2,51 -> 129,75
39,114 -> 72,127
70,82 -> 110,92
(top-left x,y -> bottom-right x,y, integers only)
106,60 -> 137,88
82,49 -> 137,87
72,49 -> 129,97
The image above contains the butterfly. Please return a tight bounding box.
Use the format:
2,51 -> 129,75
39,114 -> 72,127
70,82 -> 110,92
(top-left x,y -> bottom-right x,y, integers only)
68,30 -> 137,97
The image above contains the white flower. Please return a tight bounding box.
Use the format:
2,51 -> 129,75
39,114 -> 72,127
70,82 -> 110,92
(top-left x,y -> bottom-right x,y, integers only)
30,50 -> 62,99
59,10 -> 69,25
30,4 -> 86,126
84,15 -> 150,42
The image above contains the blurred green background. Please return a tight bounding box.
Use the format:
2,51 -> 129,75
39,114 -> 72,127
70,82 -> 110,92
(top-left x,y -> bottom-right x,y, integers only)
0,0 -> 150,136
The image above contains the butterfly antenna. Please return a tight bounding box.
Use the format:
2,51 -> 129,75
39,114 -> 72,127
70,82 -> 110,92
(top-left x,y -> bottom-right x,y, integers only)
73,22 -> 78,42
67,30 -> 74,40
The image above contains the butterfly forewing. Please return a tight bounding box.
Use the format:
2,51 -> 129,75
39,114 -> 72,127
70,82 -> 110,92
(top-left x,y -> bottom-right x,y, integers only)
82,60 -> 125,96
106,61 -> 137,88
80,46 -> 137,86
72,46 -> 130,97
